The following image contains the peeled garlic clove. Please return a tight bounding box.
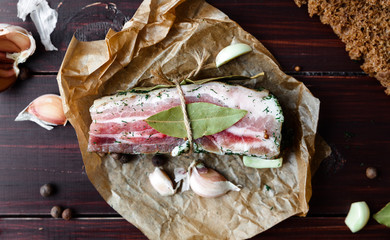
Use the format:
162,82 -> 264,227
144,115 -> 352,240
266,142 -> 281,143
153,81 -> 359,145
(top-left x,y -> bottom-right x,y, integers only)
149,167 -> 175,196
243,156 -> 283,169
189,161 -> 241,198
215,43 -> 252,67
345,201 -> 370,233
15,94 -> 67,130
0,24 -> 35,92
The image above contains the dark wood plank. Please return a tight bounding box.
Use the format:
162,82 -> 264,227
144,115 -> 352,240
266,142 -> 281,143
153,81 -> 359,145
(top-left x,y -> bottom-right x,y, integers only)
0,75 -> 113,215
297,75 -> 390,215
0,0 -> 362,73
0,217 -> 389,239
1,75 -> 389,216
211,0 -> 363,72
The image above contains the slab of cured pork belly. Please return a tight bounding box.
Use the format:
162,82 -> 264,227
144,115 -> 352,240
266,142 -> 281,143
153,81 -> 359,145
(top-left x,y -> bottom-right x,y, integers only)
87,82 -> 284,158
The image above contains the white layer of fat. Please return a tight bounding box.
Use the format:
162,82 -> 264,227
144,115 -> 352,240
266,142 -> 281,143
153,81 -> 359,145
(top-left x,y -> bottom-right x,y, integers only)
91,82 -> 281,120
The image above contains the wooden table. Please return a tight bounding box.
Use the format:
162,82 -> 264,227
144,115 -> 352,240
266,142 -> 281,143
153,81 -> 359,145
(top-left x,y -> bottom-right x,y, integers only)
1,0 -> 389,239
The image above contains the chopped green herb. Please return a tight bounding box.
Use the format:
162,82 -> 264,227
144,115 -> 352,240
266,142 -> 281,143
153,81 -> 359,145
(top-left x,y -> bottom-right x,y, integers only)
190,86 -> 202,92
116,91 -> 127,96
265,184 -> 271,191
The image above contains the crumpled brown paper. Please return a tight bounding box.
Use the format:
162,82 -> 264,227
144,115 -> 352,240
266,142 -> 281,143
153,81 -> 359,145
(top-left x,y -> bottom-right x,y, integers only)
57,0 -> 331,239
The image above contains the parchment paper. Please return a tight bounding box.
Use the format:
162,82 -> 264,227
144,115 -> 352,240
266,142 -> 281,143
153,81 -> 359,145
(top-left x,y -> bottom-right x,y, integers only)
57,0 -> 331,239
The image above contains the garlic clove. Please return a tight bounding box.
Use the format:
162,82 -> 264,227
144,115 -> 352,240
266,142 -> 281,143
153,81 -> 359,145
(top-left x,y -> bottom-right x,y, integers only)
215,43 -> 252,68
0,24 -> 35,92
345,201 -> 370,233
0,66 -> 16,78
189,161 -> 241,198
149,167 -> 175,196
0,38 -> 22,53
15,94 -> 67,130
0,52 -> 15,63
243,156 -> 283,169
2,30 -> 31,51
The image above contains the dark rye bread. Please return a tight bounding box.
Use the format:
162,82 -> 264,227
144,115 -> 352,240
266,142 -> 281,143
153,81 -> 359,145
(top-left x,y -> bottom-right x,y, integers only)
295,0 -> 390,94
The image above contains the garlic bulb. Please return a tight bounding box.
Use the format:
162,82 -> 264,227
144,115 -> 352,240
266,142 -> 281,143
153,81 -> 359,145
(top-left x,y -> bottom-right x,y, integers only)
149,167 -> 175,196
15,94 -> 67,130
0,24 -> 35,92
189,161 -> 241,198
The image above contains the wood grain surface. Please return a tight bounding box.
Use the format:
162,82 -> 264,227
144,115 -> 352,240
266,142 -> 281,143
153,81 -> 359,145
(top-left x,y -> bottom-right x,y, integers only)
0,0 -> 389,239
0,217 -> 389,239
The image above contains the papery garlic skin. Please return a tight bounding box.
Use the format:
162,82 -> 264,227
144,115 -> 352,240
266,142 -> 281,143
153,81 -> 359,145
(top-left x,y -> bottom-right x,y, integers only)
189,162 -> 241,198
174,167 -> 190,191
15,94 -> 67,130
17,0 -> 58,51
149,167 -> 175,196
0,24 -> 35,92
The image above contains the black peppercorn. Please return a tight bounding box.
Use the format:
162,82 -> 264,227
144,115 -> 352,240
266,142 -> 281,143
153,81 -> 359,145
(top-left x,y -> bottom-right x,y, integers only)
50,206 -> 62,218
118,154 -> 135,164
110,153 -> 135,164
62,208 -> 73,221
152,154 -> 168,167
40,183 -> 54,197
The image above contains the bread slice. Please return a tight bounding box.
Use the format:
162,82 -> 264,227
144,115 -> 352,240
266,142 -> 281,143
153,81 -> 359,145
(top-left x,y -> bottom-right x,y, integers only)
295,0 -> 390,94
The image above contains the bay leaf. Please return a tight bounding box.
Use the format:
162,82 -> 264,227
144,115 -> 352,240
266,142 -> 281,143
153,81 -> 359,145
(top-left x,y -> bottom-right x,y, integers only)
373,202 -> 390,227
145,102 -> 247,139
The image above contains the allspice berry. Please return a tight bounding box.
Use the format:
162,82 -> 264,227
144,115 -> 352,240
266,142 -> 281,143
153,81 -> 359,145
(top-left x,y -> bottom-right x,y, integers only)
50,206 -> 62,218
366,167 -> 378,179
294,65 -> 301,72
40,183 -> 54,197
62,208 -> 73,221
